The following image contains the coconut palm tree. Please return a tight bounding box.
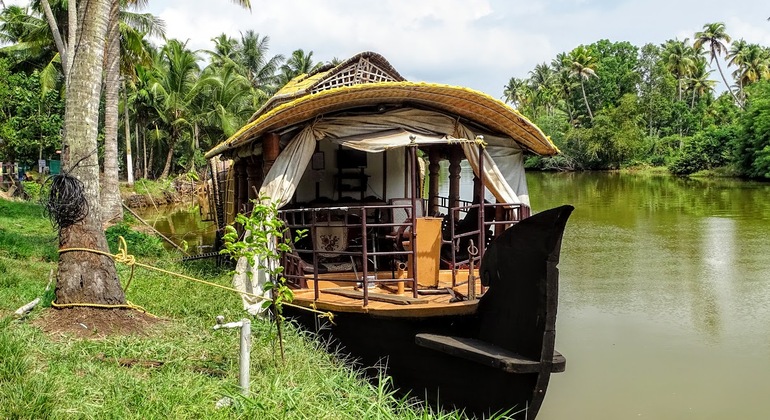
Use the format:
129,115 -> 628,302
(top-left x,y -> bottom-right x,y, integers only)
101,0 -> 165,220
237,30 -> 283,99
567,46 -> 598,121
198,63 -> 253,139
662,39 -> 696,102
54,0 -> 127,306
727,39 -> 750,96
502,77 -> 527,109
149,39 -> 205,179
688,58 -> 716,108
278,48 -> 322,86
527,62 -> 557,117
733,43 -> 770,88
694,22 -> 741,105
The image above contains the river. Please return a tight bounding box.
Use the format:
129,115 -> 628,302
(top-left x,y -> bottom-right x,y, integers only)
138,171 -> 770,418
530,172 -> 770,419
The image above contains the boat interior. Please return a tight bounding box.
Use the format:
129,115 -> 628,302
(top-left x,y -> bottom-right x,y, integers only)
224,138 -> 533,313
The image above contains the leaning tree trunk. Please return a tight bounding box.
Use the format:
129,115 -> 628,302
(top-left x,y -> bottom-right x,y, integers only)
56,0 -> 126,306
100,0 -> 123,222
580,80 -> 593,121
160,137 -> 176,179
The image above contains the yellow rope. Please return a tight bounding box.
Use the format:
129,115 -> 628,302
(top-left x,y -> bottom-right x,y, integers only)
57,237 -> 334,320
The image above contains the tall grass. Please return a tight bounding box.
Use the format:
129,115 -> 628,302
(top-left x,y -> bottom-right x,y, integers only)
0,198 -> 502,419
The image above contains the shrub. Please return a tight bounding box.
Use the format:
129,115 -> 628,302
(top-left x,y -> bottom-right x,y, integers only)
105,222 -> 165,257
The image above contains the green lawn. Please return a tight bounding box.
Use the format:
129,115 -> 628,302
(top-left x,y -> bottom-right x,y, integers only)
0,198 -> 477,419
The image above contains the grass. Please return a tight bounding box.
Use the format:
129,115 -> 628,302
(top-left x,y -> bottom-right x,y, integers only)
0,198 -> 483,419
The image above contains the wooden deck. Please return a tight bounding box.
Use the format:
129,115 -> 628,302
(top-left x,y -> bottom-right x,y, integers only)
291,269 -> 483,317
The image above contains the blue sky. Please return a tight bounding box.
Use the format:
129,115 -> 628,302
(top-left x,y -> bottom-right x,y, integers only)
7,0 -> 770,98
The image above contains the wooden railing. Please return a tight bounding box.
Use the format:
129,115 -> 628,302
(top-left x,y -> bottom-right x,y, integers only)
277,200 -> 530,306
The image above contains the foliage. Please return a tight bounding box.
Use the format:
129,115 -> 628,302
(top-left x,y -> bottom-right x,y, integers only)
668,126 -> 736,175
1,197 -> 476,419
0,58 -> 64,164
221,196 -> 307,360
105,221 -> 165,257
134,177 -> 174,196
734,80 -> 770,178
3,7 -> 770,178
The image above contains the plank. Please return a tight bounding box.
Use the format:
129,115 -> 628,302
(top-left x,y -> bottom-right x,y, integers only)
415,333 -> 566,374
322,288 -> 429,305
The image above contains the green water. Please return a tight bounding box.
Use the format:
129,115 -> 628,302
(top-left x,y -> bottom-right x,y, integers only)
134,204 -> 217,255
529,172 -> 770,419
137,172 -> 770,417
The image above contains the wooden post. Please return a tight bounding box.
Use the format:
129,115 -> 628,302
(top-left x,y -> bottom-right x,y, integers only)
428,148 -> 440,216
448,147 -> 462,217
246,160 -> 260,213
262,132 -> 280,178
235,160 -> 248,215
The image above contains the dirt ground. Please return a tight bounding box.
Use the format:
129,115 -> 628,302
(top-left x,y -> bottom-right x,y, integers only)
32,307 -> 164,339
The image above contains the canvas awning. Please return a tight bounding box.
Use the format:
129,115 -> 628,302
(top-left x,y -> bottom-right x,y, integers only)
256,108 -> 532,207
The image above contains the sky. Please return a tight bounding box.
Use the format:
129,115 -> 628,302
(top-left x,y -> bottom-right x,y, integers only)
7,0 -> 770,98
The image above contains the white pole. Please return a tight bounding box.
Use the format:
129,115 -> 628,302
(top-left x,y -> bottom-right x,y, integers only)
213,316 -> 251,397
238,318 -> 251,396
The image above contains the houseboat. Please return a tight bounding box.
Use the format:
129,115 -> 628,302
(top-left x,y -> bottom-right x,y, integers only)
203,52 -> 572,419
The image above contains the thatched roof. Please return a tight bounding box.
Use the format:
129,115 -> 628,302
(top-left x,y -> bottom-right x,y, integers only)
205,51 -> 558,158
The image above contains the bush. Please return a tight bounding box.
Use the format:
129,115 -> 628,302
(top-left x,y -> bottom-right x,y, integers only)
105,222 -> 165,257
669,126 -> 735,176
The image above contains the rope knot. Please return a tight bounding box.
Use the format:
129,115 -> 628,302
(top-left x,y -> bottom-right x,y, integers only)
114,236 -> 136,266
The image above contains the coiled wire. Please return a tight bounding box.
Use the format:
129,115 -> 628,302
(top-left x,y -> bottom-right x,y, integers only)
42,173 -> 89,230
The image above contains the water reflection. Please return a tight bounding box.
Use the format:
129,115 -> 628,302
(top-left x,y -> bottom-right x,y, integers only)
529,172 -> 770,419
133,204 -> 217,255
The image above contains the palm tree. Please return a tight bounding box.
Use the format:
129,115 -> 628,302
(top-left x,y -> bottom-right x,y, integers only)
198,63 -> 253,139
727,39 -> 749,96
662,39 -> 696,102
101,0 -> 165,220
733,44 -> 770,88
567,46 -> 598,121
278,48 -> 322,86
694,22 -> 741,105
688,58 -> 716,108
528,62 -> 557,117
0,4 -> 62,91
55,0 -> 127,306
502,77 -> 527,109
149,39 -> 204,179
236,30 -> 284,98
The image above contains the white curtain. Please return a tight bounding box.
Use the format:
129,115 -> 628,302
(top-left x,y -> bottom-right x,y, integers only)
233,108 -> 531,311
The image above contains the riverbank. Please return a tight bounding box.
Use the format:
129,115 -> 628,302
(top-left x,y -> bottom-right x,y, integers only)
0,198 -> 472,419
121,176 -> 199,208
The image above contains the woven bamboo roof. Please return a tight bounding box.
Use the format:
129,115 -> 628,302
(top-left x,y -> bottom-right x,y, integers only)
205,52 -> 558,158
250,51 -> 404,121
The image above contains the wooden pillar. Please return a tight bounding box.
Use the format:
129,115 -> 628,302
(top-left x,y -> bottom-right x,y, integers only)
448,147 -> 462,216
246,158 -> 260,214
262,132 -> 280,178
235,160 -> 248,215
428,148 -> 441,216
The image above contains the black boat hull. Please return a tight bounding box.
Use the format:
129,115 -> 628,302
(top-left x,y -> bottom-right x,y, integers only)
285,205 -> 574,419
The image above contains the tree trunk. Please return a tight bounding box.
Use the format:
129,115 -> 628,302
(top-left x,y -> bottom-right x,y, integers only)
100,0 -> 123,222
580,80 -> 593,121
147,140 -> 154,179
56,0 -> 126,306
714,57 -> 742,108
124,81 -> 134,186
141,124 -> 148,179
160,138 -> 176,179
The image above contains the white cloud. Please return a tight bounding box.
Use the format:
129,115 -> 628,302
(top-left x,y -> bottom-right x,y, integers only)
5,0 -> 770,97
